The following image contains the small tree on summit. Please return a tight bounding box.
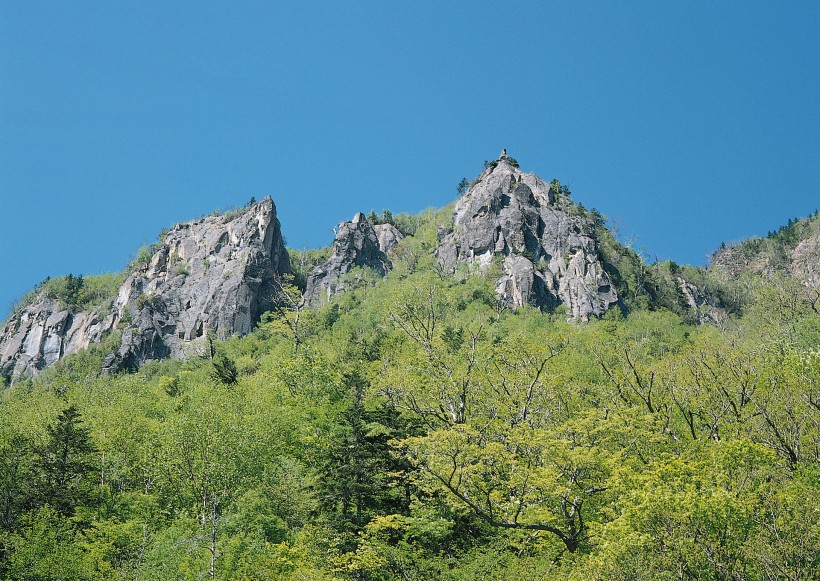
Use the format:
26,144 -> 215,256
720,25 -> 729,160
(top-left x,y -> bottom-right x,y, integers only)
457,177 -> 469,196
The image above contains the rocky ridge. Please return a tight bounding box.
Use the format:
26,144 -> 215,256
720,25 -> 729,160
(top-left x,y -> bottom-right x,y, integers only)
436,153 -> 618,320
0,197 -> 289,381
709,215 -> 820,294
4,153 -> 816,381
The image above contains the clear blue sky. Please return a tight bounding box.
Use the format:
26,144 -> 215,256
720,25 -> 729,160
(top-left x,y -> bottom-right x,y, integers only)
2,1 -> 819,316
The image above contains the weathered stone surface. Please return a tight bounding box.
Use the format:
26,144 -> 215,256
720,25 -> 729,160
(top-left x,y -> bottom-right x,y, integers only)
303,213 -> 400,306
437,154 -> 617,320
709,242 -> 770,279
0,197 -> 290,381
709,226 -> 820,292
0,299 -> 114,380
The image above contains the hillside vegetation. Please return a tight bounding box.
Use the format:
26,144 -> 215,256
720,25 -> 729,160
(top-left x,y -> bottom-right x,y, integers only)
0,203 -> 818,580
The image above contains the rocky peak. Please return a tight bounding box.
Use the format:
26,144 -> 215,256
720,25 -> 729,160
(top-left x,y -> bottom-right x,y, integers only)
108,196 -> 290,370
303,213 -> 403,306
437,152 -> 617,320
0,197 -> 290,381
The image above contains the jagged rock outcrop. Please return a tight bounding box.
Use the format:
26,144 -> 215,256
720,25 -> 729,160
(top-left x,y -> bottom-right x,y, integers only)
108,196 -> 290,370
303,213 -> 402,306
0,197 -> 289,381
676,276 -> 728,326
436,153 -> 617,320
709,220 -> 820,291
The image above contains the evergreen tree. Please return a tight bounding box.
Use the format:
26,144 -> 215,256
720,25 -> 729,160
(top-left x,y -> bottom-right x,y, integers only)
0,433 -> 34,530
457,177 -> 469,196
211,353 -> 239,385
35,405 -> 97,516
318,371 -> 415,537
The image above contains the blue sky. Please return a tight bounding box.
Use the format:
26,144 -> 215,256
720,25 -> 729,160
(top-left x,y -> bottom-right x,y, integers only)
1,1 -> 818,315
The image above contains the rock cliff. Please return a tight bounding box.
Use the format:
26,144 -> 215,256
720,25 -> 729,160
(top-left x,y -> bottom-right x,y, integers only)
0,299 -> 115,379
436,153 -> 617,320
0,197 -> 289,381
675,276 -> 728,326
303,213 -> 402,306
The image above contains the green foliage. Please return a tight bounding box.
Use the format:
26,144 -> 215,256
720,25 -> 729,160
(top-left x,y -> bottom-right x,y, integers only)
119,306 -> 133,327
550,178 -> 572,199
288,247 -> 332,290
1,210 -> 819,578
126,244 -> 158,275
457,177 -> 469,196
210,353 -> 239,385
35,405 -> 98,516
713,212 -> 820,277
136,292 -> 161,311
7,272 -> 125,318
318,372 -> 416,542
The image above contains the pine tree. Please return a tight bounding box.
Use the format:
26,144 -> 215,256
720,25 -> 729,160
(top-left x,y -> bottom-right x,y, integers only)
318,371 -> 415,537
35,406 -> 97,515
457,177 -> 469,196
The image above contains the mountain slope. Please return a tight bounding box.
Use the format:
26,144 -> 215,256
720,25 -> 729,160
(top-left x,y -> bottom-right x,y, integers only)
2,154 -> 817,381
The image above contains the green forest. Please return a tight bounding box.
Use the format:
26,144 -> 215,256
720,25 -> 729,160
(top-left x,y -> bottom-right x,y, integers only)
1,206 -> 818,580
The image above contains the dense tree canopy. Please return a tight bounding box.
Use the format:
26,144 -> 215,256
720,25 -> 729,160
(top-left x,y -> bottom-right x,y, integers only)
0,208 -> 818,579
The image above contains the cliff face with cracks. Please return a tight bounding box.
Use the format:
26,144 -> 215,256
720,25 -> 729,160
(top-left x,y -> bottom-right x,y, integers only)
436,153 -> 618,320
0,197 -> 290,381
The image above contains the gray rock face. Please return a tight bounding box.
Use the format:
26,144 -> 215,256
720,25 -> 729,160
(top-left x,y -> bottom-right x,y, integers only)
436,155 -> 617,320
0,197 -> 290,381
709,226 -> 820,291
303,213 -> 402,306
373,223 -> 404,256
109,196 -> 290,370
0,299 -> 115,379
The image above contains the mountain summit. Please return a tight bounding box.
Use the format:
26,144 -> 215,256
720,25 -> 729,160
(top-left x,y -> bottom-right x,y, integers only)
437,152 -> 617,320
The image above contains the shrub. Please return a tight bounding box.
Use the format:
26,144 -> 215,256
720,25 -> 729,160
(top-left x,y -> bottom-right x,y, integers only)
119,307 -> 133,327
158,375 -> 180,396
211,354 -> 239,385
